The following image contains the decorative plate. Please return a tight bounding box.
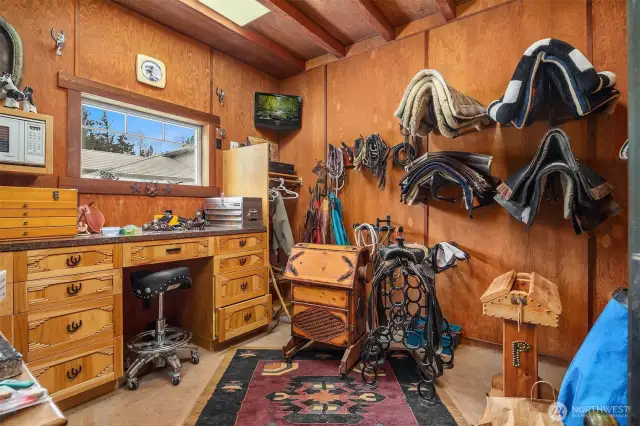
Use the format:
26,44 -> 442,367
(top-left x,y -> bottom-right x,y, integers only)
136,54 -> 166,89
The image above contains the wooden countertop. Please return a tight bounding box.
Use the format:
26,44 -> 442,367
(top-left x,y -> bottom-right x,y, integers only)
0,226 -> 267,252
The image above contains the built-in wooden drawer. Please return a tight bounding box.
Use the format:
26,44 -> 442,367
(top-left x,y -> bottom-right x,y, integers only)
0,226 -> 78,241
217,294 -> 271,342
0,208 -> 76,218
214,250 -> 265,275
29,336 -> 123,402
17,245 -> 119,281
292,284 -> 349,310
291,303 -> 349,347
123,238 -> 212,267
0,217 -> 76,229
15,269 -> 122,313
17,295 -> 122,362
215,233 -> 266,254
215,267 -> 268,308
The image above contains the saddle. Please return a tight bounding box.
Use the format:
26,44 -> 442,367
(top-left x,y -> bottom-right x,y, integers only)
488,39 -> 620,128
495,128 -> 620,234
400,151 -> 498,216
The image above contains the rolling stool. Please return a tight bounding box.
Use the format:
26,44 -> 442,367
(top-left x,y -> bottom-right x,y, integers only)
125,266 -> 199,390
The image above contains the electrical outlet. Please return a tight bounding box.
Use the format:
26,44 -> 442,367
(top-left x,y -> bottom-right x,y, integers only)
230,141 -> 240,149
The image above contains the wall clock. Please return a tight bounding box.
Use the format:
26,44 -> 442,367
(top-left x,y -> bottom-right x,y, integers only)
136,54 -> 166,88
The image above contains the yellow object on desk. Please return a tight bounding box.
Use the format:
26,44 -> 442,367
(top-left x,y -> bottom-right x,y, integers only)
153,214 -> 179,226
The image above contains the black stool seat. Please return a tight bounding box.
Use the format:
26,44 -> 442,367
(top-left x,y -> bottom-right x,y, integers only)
131,267 -> 192,300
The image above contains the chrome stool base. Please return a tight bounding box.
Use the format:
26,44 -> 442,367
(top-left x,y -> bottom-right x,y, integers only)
125,318 -> 199,390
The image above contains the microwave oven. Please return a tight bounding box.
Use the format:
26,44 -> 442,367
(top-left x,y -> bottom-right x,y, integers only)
0,113 -> 46,167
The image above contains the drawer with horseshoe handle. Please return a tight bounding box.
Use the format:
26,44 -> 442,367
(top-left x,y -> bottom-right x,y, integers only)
23,244 -> 117,280
215,233 -> 266,254
214,250 -> 265,274
214,267 -> 268,307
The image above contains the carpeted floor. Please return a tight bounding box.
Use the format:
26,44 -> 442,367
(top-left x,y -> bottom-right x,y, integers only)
186,348 -> 468,426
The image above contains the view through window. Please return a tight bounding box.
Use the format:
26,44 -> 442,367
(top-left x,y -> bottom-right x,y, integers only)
81,98 -> 202,185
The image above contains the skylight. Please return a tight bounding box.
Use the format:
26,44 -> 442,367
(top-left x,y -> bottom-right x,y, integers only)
198,0 -> 270,26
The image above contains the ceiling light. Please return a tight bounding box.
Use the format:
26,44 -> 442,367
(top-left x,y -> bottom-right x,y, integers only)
198,0 -> 270,26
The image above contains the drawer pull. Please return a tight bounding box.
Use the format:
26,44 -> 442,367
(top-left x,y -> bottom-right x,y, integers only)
23,212 -> 28,217
67,282 -> 83,295
239,256 -> 247,266
66,255 -> 82,267
67,366 -> 82,380
239,239 -> 247,247
166,247 -> 182,254
23,203 -> 28,208
240,281 -> 248,291
23,221 -> 28,226
244,312 -> 252,322
67,320 -> 83,333
23,231 -> 28,236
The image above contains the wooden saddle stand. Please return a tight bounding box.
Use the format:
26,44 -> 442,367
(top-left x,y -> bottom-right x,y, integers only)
282,244 -> 372,378
481,270 -> 563,398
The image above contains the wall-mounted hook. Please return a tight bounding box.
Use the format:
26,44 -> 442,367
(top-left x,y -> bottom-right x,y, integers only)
216,87 -> 226,105
51,28 -> 65,56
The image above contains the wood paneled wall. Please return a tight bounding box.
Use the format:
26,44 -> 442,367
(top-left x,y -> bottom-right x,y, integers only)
0,0 -> 278,226
279,0 -> 628,360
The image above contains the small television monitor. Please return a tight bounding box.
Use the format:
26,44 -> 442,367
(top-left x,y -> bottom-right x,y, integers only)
254,92 -> 302,131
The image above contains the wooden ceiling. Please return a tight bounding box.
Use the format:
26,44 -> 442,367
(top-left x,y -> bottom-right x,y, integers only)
113,0 -> 470,79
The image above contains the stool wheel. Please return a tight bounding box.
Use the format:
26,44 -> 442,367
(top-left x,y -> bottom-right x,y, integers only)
340,373 -> 346,380
172,374 -> 181,386
285,358 -> 292,364
126,377 -> 139,391
191,351 -> 200,365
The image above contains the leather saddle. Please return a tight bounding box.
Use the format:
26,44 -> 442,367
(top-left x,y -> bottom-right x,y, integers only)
400,151 -> 498,216
494,128 -> 620,234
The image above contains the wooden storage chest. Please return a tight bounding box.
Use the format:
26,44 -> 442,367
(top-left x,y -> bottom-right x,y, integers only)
0,187 -> 77,240
283,243 -> 371,377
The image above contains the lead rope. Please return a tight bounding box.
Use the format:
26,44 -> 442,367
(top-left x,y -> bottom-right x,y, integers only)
327,143 -> 345,195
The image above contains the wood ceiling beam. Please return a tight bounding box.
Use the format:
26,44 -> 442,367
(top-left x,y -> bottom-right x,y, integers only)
112,0 -> 305,77
178,0 -> 306,69
261,0 -> 346,58
434,0 -> 457,21
351,0 -> 396,41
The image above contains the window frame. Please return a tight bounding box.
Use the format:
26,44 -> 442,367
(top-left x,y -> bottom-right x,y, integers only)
80,96 -> 203,186
59,72 -> 220,197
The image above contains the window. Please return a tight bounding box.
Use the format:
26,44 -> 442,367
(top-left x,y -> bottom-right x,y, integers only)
81,97 -> 202,185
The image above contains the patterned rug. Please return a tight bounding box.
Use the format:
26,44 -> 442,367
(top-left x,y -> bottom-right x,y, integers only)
186,348 -> 467,426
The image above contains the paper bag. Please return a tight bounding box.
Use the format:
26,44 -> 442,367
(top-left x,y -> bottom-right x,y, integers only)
479,396 -> 564,426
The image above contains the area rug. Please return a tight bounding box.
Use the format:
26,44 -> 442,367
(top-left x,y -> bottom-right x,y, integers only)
185,348 -> 467,426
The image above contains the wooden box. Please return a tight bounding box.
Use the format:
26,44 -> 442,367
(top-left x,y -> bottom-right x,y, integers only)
283,244 -> 371,376
0,187 -> 77,240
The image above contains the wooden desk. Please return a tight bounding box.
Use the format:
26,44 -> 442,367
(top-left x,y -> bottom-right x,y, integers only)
1,362 -> 67,426
0,227 -> 269,411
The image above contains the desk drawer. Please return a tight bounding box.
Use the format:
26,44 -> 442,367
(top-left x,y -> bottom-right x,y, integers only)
214,250 -> 265,274
123,238 -> 212,267
217,294 -> 271,342
215,233 -> 266,254
20,245 -> 119,281
16,270 -> 122,313
0,208 -> 76,218
0,217 -> 76,228
18,296 -> 121,362
215,267 -> 268,308
29,336 -> 123,402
